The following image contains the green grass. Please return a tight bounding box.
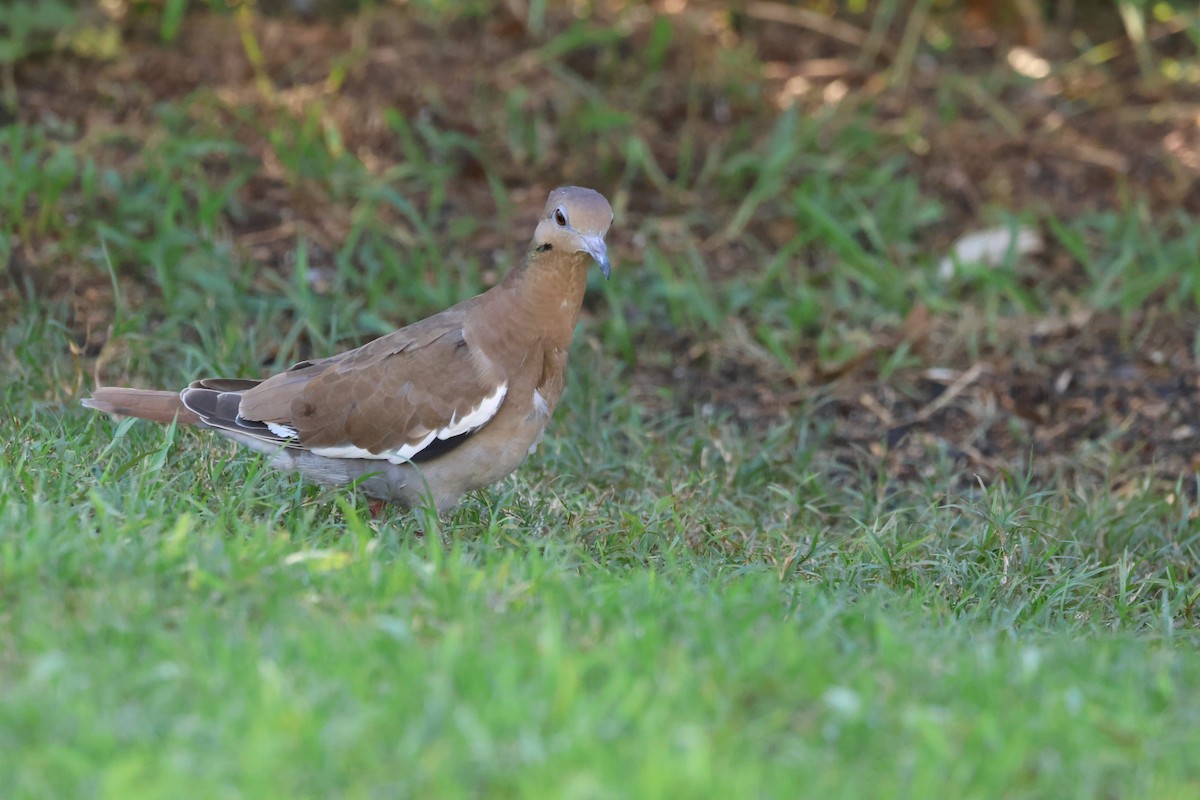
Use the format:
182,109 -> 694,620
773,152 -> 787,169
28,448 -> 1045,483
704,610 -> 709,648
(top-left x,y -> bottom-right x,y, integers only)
5,341 -> 1200,796
5,406 -> 1200,798
4,3 -> 1200,798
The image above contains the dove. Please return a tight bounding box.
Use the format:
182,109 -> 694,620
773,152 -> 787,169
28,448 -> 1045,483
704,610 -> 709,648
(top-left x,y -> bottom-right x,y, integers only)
83,186 -> 614,514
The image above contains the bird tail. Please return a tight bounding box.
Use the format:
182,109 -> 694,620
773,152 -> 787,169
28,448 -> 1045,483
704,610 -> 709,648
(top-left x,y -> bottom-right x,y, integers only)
82,388 -> 203,425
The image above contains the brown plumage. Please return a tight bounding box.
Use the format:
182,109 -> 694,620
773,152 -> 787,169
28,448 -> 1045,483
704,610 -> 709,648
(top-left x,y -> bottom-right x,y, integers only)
83,187 -> 615,513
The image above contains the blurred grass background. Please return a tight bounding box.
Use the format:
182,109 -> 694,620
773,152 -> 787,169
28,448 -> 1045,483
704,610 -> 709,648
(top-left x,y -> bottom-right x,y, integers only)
3,1 -> 1200,797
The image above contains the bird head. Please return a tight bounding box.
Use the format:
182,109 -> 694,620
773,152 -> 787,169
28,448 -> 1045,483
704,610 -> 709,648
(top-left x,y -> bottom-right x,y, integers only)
531,186 -> 614,278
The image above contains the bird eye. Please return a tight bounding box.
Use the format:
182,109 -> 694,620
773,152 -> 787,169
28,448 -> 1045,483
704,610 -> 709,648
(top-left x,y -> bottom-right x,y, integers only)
554,208 -> 568,227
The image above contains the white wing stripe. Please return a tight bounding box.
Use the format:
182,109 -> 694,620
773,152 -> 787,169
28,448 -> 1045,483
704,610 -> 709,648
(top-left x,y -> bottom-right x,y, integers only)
438,384 -> 507,440
393,430 -> 438,461
266,421 -> 299,439
309,383 -> 507,464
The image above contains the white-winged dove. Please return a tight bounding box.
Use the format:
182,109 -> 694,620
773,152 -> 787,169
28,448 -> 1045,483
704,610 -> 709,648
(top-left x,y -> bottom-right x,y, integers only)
83,186 -> 614,513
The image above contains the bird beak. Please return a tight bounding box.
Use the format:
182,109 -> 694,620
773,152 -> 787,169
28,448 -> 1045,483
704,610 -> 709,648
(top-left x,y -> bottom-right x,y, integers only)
579,234 -> 611,279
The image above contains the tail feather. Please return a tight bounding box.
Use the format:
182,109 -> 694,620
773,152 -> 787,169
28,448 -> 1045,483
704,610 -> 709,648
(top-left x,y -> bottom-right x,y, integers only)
179,383 -> 295,446
82,388 -> 202,425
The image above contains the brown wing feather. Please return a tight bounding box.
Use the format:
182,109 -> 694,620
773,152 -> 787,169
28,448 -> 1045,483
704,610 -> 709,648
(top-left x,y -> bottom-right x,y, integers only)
236,306 -> 506,455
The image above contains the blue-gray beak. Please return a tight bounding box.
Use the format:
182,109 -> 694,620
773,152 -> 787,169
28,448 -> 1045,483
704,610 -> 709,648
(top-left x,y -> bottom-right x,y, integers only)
580,234 -> 611,279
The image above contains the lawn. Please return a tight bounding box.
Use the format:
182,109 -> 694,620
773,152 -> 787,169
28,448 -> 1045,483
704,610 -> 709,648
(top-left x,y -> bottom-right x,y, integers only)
3,1 -> 1200,797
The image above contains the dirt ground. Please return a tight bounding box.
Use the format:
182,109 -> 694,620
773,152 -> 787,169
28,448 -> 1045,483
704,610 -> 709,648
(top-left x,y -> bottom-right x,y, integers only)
9,2 -> 1200,489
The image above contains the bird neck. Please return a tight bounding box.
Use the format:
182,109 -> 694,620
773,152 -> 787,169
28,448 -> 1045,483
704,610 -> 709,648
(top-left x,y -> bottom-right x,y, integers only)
498,249 -> 591,344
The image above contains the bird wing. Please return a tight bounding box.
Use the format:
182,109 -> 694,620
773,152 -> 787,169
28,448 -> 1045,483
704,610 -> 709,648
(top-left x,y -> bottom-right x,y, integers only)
181,307 -> 508,463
